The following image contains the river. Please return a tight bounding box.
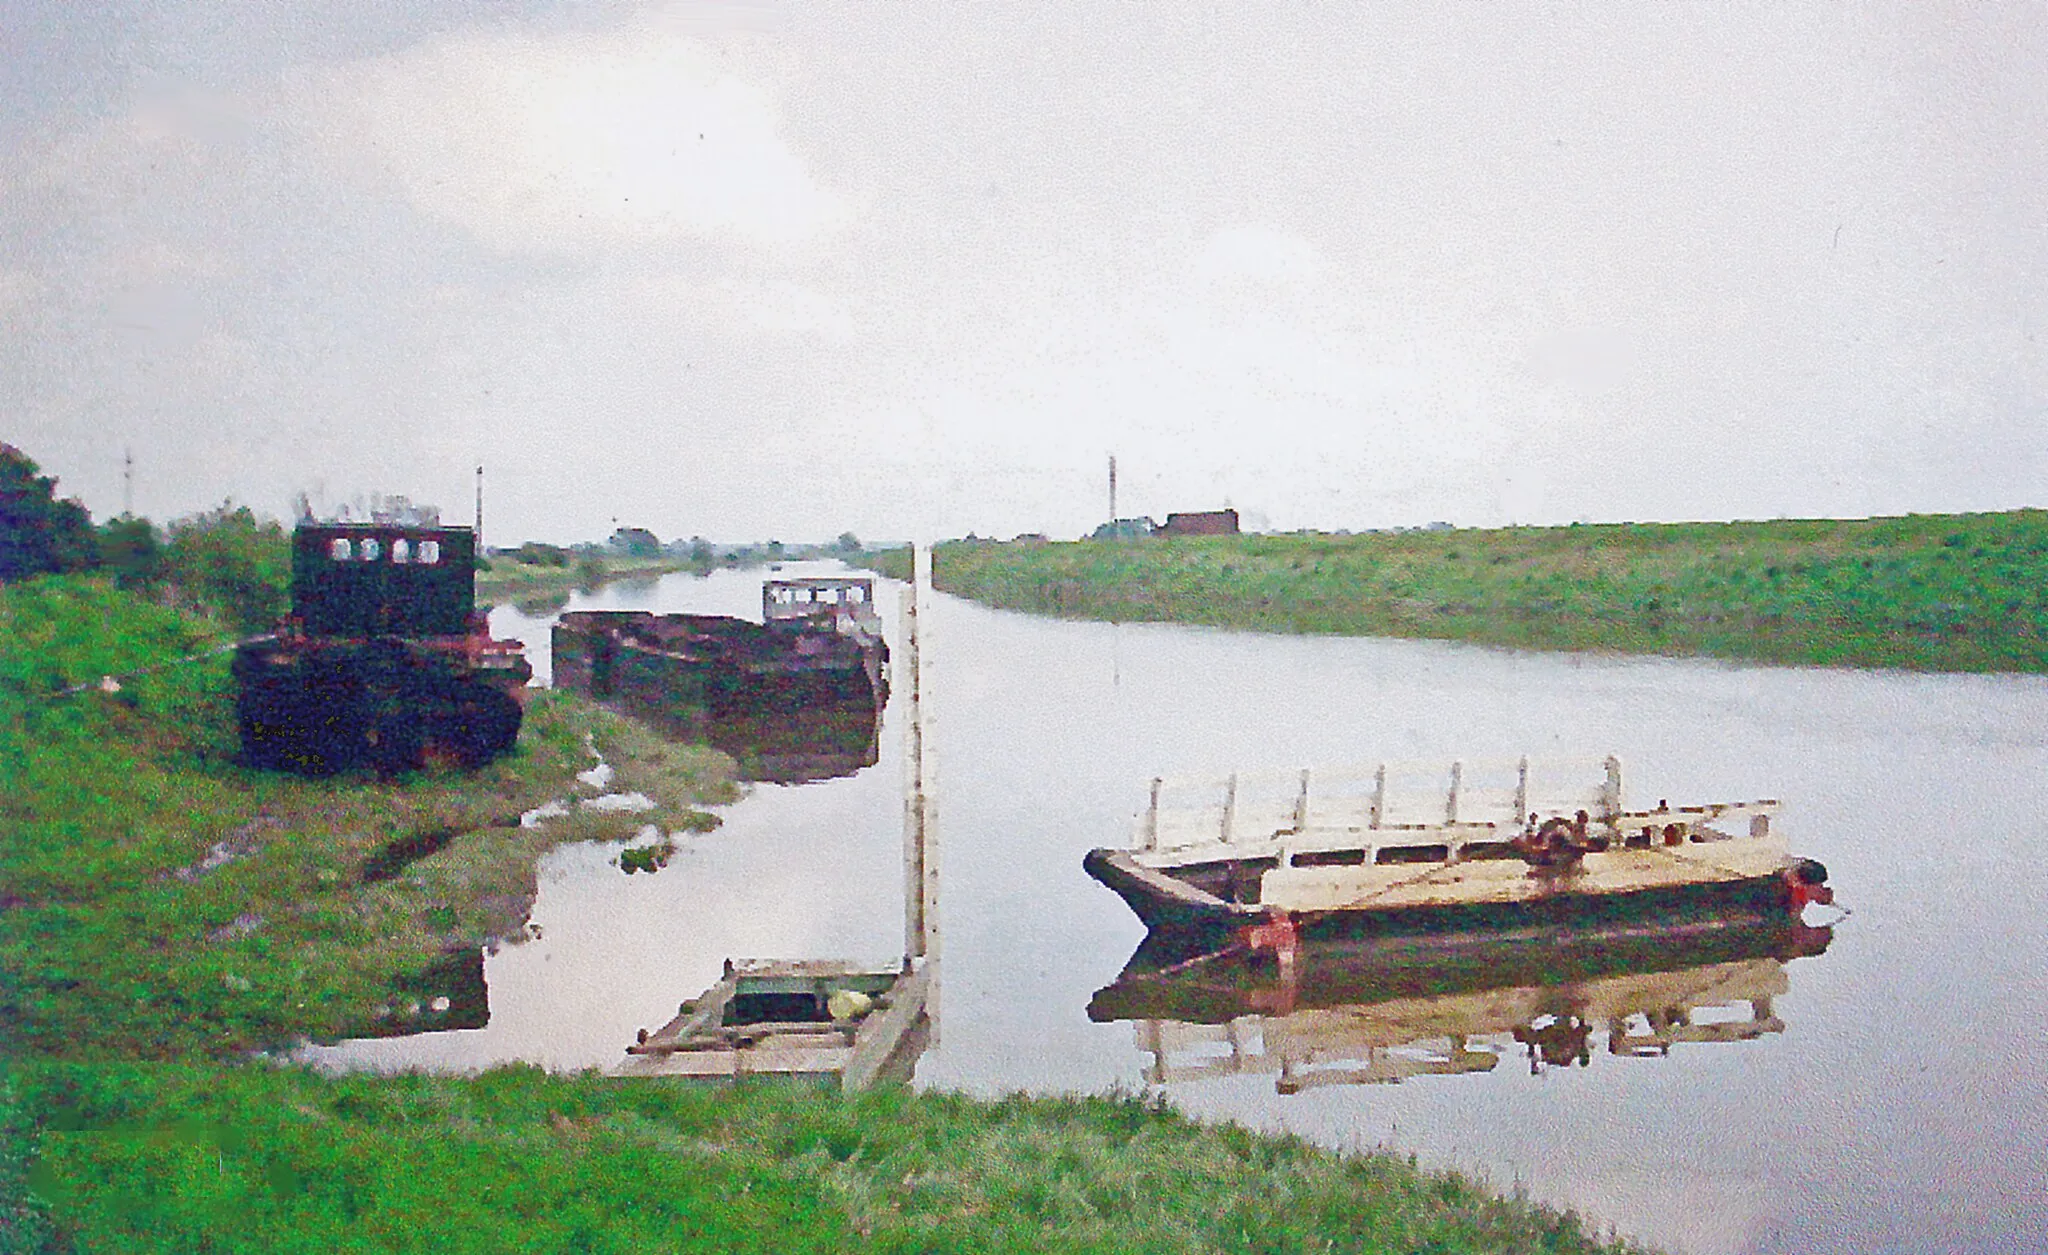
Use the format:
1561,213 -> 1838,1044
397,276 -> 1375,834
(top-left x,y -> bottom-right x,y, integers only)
303,562 -> 2048,1255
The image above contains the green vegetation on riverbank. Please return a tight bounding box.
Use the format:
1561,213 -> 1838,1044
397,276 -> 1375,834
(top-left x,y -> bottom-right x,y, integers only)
473,554 -> 694,605
871,511 -> 2048,672
1,572 -> 1652,1254
0,575 -> 735,1061
7,1064 -> 1645,1255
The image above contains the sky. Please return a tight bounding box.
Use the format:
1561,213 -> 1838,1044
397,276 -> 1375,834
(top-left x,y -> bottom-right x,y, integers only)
4,1 -> 2044,545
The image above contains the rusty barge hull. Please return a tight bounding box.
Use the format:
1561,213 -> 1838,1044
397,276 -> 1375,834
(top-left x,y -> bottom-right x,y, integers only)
235,522 -> 531,775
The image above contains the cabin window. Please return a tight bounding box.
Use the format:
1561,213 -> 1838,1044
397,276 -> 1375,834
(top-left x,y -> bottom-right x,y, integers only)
1458,841 -> 1519,861
328,538 -> 352,561
849,586 -> 866,602
1292,848 -> 1366,868
1375,844 -> 1450,865
361,538 -> 381,562
391,539 -> 411,564
418,540 -> 441,565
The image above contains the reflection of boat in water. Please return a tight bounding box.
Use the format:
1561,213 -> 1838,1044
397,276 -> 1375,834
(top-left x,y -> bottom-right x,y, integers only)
552,577 -> 888,781
1085,756 -> 1833,959
1090,913 -> 1833,1092
702,705 -> 880,784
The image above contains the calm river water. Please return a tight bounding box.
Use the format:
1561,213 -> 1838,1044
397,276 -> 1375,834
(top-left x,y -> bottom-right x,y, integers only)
304,563 -> 2048,1255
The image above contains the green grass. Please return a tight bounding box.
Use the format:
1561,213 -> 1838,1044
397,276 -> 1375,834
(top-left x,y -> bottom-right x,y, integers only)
0,575 -> 735,1062
472,557 -> 692,604
5,1064 -> 1647,1255
868,511 -> 2048,672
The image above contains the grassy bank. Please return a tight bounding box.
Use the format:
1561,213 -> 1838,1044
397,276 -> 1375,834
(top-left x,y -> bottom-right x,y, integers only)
5,1064 -> 1644,1255
1,574 -> 1653,1254
869,511 -> 2048,672
0,575 -> 735,1061
473,556 -> 694,607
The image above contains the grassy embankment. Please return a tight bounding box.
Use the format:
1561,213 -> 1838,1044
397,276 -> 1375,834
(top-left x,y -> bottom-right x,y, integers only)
871,511 -> 2048,672
473,556 -> 694,611
0,575 -> 1650,1254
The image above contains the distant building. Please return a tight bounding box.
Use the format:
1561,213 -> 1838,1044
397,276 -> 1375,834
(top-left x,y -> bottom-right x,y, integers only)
1090,518 -> 1158,541
1159,509 -> 1239,537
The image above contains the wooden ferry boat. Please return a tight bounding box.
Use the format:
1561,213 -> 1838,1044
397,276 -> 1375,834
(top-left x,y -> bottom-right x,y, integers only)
1085,756 -> 1832,957
1090,913 -> 1833,1091
552,577 -> 888,764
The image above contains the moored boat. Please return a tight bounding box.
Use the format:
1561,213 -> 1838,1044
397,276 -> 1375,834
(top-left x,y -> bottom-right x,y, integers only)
1084,756 -> 1832,958
551,576 -> 888,754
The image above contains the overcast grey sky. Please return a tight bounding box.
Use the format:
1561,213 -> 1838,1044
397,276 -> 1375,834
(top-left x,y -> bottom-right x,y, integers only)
5,2 -> 2044,544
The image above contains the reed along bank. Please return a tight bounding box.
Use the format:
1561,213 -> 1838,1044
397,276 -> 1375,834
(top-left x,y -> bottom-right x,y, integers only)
873,510 -> 2048,672
0,573 -> 1651,1255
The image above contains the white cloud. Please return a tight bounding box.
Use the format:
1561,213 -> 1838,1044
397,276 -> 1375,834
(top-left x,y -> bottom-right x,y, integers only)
302,20 -> 849,254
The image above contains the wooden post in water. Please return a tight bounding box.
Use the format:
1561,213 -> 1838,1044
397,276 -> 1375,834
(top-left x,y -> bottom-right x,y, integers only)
1445,760 -> 1463,826
902,544 -> 938,976
1601,755 -> 1624,823
1514,756 -> 1530,828
1220,773 -> 1238,843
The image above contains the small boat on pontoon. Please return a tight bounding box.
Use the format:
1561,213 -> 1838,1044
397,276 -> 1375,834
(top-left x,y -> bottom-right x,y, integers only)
1083,755 -> 1833,958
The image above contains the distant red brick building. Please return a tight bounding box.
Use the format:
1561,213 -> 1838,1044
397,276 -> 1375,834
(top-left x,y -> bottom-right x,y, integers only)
1159,509 -> 1239,537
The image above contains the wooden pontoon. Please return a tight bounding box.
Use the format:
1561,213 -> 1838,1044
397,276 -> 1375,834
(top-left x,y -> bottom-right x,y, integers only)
1085,756 -> 1832,956
615,958 -> 930,1087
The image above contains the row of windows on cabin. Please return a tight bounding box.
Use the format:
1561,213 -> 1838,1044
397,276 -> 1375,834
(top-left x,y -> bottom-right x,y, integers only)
327,537 -> 443,565
769,584 -> 868,604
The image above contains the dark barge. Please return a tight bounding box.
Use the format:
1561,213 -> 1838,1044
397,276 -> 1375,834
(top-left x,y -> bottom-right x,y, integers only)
233,523 -> 531,774
552,577 -> 889,779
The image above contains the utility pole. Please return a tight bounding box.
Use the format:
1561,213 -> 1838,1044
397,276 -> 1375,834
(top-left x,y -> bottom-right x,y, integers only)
1108,454 -> 1117,525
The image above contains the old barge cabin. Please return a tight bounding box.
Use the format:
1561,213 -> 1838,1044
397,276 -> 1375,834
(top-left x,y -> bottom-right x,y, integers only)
1085,756 -> 1832,954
